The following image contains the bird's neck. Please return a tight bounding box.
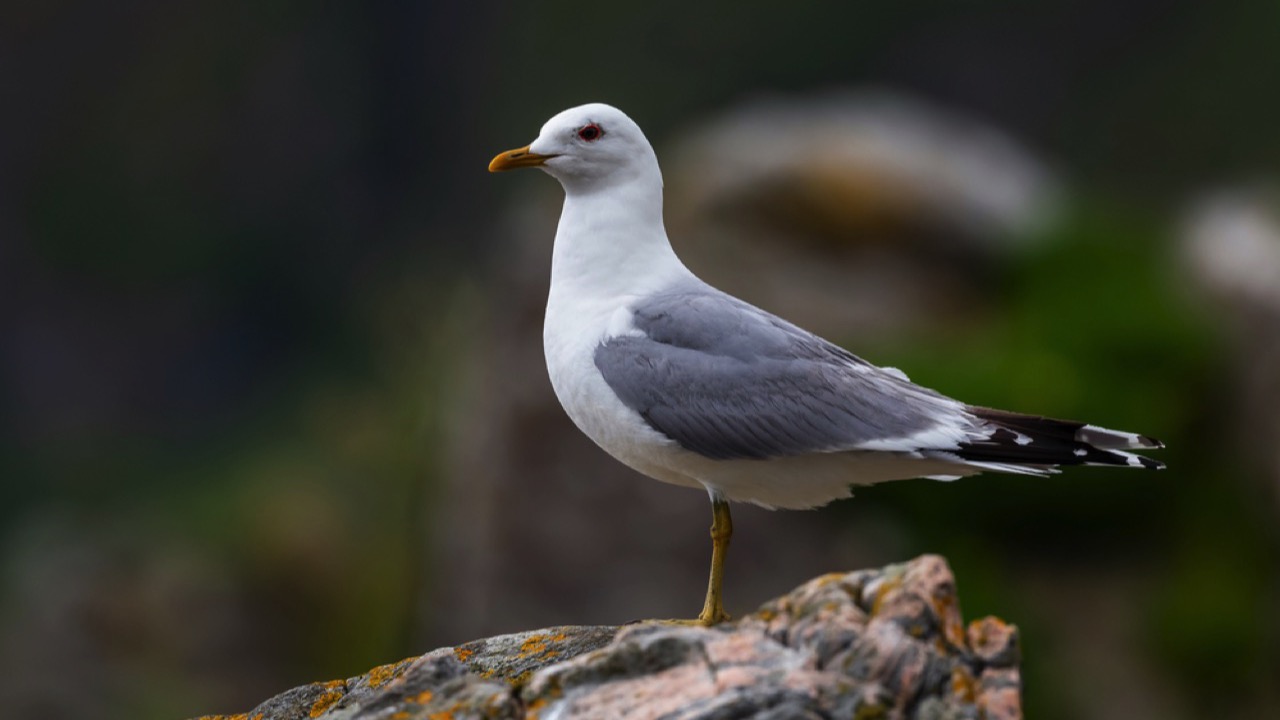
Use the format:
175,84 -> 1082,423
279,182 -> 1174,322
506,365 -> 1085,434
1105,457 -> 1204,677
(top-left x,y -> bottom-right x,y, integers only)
549,177 -> 688,301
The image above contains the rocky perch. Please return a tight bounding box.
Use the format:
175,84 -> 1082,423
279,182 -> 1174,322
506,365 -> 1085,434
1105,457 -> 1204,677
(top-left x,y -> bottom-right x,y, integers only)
194,555 -> 1021,720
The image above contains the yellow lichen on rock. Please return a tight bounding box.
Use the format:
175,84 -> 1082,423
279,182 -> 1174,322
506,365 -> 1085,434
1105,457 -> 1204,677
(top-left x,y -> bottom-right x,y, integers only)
307,681 -> 346,718
409,689 -> 434,705
868,575 -> 903,616
365,657 -> 414,689
526,696 -> 549,720
518,634 -> 549,657
950,665 -> 977,703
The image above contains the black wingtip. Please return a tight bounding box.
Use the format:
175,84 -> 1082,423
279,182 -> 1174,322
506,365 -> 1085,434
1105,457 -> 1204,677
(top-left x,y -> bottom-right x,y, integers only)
960,406 -> 1167,470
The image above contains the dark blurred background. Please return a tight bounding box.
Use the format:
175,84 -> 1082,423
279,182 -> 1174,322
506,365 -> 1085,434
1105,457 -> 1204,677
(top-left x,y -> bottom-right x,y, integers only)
3,2 -> 1279,718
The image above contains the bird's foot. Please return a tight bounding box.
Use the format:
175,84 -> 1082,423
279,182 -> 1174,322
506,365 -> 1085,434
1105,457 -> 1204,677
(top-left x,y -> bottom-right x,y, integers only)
627,611 -> 731,628
697,605 -> 731,626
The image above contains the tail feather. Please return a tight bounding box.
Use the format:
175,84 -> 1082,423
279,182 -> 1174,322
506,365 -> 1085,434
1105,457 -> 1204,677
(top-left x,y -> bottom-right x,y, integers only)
956,406 -> 1165,471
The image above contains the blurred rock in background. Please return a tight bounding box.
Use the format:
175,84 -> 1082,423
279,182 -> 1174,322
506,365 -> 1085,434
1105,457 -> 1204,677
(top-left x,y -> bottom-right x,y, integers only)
668,91 -> 1060,245
0,513 -> 270,719
664,91 -> 1062,334
1181,186 -> 1280,510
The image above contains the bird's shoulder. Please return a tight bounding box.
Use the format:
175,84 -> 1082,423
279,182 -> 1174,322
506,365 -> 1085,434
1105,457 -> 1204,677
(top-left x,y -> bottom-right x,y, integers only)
621,282 -> 873,368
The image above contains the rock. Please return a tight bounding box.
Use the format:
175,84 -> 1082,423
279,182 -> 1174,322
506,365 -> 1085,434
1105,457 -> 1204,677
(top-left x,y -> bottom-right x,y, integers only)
1180,185 -> 1280,511
667,91 -> 1062,248
192,555 -> 1021,720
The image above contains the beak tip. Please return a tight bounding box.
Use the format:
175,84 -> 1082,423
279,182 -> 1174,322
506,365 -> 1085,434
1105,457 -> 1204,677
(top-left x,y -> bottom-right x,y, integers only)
489,145 -> 551,173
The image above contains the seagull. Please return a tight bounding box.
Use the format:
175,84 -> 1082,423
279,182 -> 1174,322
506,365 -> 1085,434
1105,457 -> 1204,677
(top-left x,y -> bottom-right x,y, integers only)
489,103 -> 1164,625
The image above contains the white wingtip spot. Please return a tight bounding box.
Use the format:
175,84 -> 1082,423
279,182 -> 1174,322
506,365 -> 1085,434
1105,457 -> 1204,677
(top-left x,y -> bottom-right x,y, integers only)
1078,423 -> 1159,449
1082,448 -> 1163,470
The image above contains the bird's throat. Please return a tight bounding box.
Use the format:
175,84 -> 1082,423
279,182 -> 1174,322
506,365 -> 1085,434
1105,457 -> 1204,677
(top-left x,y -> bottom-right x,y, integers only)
549,182 -> 686,300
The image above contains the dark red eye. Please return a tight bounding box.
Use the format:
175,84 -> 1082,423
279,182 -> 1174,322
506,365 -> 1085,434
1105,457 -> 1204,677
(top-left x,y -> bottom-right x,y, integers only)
577,123 -> 603,141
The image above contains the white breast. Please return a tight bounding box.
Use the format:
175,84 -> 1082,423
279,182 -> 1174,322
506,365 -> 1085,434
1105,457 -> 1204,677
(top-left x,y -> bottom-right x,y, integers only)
539,165 -> 705,490
543,283 -> 697,487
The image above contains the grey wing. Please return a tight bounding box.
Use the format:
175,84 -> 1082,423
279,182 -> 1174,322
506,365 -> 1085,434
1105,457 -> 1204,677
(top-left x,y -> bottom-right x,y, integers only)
593,286 -> 974,461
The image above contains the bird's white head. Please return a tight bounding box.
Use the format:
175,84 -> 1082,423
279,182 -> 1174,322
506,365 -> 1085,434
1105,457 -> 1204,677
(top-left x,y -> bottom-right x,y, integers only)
489,103 -> 661,194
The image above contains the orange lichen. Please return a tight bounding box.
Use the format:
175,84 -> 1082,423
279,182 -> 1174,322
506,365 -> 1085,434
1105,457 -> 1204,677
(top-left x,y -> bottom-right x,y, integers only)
971,616 -> 1009,645
869,577 -> 903,616
409,689 -> 435,705
519,632 -> 569,659
428,704 -> 465,720
929,588 -> 966,648
365,658 -> 414,688
967,616 -> 1016,661
453,647 -> 475,663
812,572 -> 848,588
307,681 -> 346,718
519,634 -> 549,657
526,696 -> 549,720
950,666 -> 976,703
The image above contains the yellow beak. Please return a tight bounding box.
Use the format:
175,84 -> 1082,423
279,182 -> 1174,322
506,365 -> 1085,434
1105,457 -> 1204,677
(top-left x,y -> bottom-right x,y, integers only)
488,145 -> 556,172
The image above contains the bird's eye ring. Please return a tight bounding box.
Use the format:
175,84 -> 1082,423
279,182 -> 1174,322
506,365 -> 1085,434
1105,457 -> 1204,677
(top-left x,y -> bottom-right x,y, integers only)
578,123 -> 603,141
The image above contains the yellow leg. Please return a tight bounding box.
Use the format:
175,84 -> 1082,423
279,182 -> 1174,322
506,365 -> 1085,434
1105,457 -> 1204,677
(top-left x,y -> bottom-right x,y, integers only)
696,497 -> 732,625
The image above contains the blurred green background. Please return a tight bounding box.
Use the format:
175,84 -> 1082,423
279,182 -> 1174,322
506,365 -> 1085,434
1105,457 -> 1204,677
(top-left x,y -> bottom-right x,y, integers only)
2,2 -> 1278,719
